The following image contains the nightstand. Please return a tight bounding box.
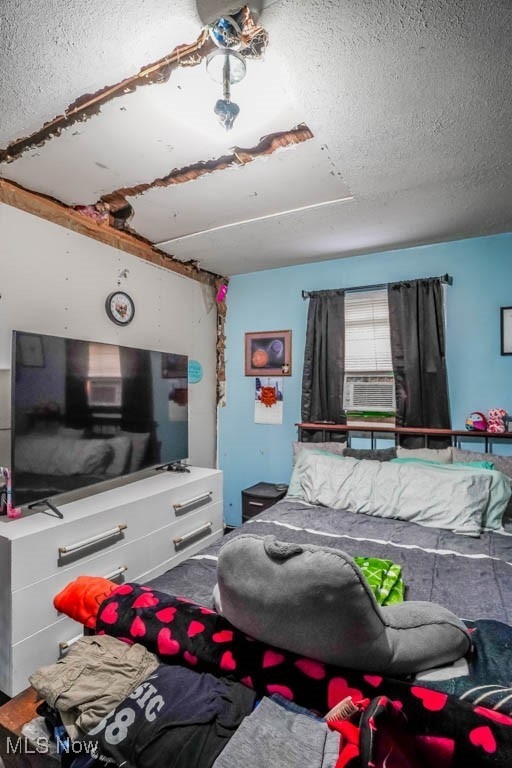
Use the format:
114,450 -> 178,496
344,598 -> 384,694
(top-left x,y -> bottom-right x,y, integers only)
241,482 -> 288,522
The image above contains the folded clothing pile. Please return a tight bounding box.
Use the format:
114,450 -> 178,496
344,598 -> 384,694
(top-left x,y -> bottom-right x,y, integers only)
29,634 -> 256,768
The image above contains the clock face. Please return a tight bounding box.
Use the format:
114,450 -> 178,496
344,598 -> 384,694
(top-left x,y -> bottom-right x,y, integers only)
105,291 -> 135,325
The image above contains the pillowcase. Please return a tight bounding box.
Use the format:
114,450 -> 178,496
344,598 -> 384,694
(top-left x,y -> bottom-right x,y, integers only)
291,450 -> 491,535
396,446 -> 453,463
344,447 -> 397,462
103,436 -> 132,476
392,458 -> 511,530
117,431 -> 150,472
292,440 -> 346,464
288,448 -> 345,498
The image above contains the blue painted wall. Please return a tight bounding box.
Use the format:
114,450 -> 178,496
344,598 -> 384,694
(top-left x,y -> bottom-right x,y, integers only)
219,233 -> 512,526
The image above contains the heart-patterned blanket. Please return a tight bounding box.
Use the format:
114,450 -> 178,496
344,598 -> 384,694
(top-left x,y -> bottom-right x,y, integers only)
96,583 -> 512,767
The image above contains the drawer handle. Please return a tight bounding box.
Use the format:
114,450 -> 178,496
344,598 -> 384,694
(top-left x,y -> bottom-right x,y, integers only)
248,501 -> 265,507
173,522 -> 212,550
59,633 -> 83,655
59,524 -> 127,555
103,565 -> 128,581
174,491 -> 213,514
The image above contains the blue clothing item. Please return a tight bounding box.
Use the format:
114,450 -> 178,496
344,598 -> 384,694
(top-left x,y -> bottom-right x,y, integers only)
89,663 -> 256,768
270,693 -> 324,721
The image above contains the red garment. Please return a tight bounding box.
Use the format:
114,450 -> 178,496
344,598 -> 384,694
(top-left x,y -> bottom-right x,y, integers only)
54,575 -> 117,629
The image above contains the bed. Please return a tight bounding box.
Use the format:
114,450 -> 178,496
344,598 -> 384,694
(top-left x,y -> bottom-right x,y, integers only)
16,436 -> 512,767
13,428 -> 152,505
147,496 -> 512,624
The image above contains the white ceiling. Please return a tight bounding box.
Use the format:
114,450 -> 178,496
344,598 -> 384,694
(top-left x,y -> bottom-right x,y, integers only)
1,0 -> 511,276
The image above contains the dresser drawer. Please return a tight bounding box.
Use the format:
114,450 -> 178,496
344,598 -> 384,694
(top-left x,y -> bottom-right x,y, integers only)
10,474 -> 222,590
10,615 -> 84,697
11,502 -> 223,643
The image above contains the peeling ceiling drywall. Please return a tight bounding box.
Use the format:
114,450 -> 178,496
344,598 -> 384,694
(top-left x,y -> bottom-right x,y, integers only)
0,0 -> 511,276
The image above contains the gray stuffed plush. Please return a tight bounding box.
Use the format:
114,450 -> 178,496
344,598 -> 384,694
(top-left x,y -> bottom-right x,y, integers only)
214,534 -> 471,675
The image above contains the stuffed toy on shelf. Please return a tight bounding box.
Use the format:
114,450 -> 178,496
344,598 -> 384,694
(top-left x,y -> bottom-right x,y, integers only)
487,408 -> 508,433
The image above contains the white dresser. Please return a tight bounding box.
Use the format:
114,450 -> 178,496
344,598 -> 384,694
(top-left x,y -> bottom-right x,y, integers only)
0,467 -> 223,696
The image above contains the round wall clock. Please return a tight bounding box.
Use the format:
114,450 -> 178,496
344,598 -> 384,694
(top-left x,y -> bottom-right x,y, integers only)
105,291 -> 135,326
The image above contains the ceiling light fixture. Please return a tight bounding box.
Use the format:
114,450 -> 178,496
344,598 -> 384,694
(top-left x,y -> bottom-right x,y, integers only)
206,15 -> 247,130
206,47 -> 247,130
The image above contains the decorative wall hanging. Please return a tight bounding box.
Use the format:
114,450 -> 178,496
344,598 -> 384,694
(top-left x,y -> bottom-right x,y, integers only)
18,334 -> 45,367
245,330 -> 291,376
254,376 -> 283,424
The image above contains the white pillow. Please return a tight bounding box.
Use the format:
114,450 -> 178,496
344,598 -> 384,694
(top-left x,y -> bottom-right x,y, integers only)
16,435 -> 113,475
294,451 -> 490,535
396,446 -> 453,464
103,436 -> 132,476
117,431 -> 150,472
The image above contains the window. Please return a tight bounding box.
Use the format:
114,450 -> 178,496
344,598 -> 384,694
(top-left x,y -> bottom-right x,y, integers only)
343,289 -> 395,415
87,343 -> 121,378
86,343 -> 122,407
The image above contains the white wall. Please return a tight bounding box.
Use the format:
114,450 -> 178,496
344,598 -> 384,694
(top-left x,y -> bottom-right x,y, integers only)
0,203 -> 218,468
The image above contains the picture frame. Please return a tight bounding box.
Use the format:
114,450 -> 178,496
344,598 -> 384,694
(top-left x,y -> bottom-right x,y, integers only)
18,334 -> 45,367
245,330 -> 292,376
501,307 -> 512,355
161,352 -> 188,379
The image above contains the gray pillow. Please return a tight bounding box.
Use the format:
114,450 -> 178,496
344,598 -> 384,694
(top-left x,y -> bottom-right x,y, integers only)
452,448 -> 512,479
58,427 -> 85,439
292,440 -> 346,464
215,534 -> 470,675
396,446 -> 453,463
344,447 -> 397,461
453,447 -> 512,522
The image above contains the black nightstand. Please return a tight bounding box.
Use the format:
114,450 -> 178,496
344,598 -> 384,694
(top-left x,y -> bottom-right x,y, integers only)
241,482 -> 288,522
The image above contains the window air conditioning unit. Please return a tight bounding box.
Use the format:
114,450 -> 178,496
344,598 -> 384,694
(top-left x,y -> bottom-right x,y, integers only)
343,374 -> 396,412
86,378 -> 122,407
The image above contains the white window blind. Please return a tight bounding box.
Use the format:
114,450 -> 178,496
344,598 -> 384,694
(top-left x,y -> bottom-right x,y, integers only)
88,343 -> 121,378
344,289 -> 393,372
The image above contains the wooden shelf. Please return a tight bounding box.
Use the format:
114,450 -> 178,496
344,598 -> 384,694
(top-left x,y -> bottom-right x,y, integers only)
296,422 -> 512,451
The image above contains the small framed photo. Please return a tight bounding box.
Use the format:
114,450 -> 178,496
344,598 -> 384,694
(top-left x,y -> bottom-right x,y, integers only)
501,307 -> 512,355
245,330 -> 292,376
18,334 -> 45,367
161,353 -> 188,379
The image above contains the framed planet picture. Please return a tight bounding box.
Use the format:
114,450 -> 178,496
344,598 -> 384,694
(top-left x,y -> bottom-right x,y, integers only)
245,330 -> 292,376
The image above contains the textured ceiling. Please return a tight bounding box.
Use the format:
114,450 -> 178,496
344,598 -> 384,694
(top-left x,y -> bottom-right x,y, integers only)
1,0 -> 511,276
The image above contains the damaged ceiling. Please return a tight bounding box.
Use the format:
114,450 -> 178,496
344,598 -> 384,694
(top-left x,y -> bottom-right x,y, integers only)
0,0 -> 511,277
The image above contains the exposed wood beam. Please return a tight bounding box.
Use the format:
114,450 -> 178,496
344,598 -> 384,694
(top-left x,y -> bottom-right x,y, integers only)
0,178 -> 221,286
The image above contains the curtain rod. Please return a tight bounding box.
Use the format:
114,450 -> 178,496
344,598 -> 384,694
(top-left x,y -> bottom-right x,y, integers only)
301,273 -> 453,299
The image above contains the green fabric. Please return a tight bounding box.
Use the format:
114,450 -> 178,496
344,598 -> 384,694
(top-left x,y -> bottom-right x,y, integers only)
354,556 -> 405,605
392,457 -> 496,470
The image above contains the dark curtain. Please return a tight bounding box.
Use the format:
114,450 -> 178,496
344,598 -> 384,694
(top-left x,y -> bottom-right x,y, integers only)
388,277 -> 450,448
65,339 -> 90,428
301,290 -> 346,439
120,348 -> 154,430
